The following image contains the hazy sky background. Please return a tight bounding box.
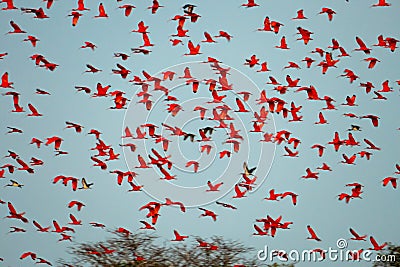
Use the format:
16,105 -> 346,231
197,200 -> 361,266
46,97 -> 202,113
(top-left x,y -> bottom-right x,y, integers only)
0,0 -> 399,266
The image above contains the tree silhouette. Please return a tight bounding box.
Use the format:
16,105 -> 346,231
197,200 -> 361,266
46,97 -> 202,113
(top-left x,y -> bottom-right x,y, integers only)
57,231 -> 259,266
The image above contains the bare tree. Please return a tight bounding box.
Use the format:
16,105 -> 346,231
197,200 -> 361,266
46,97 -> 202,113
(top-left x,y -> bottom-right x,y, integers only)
57,231 -> 259,267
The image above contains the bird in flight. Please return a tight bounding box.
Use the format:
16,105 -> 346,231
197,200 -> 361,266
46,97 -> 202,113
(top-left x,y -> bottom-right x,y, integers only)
306,225 -> 322,241
78,178 -> 93,190
183,4 -> 196,14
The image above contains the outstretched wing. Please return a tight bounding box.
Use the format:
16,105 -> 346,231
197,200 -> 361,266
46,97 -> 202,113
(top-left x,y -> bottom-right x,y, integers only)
8,202 -> 17,214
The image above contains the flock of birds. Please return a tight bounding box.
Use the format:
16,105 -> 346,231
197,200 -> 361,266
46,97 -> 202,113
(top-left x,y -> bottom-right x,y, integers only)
0,0 -> 399,266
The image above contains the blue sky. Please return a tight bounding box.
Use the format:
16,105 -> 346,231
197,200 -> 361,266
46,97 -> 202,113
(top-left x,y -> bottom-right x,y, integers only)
0,0 -> 399,266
